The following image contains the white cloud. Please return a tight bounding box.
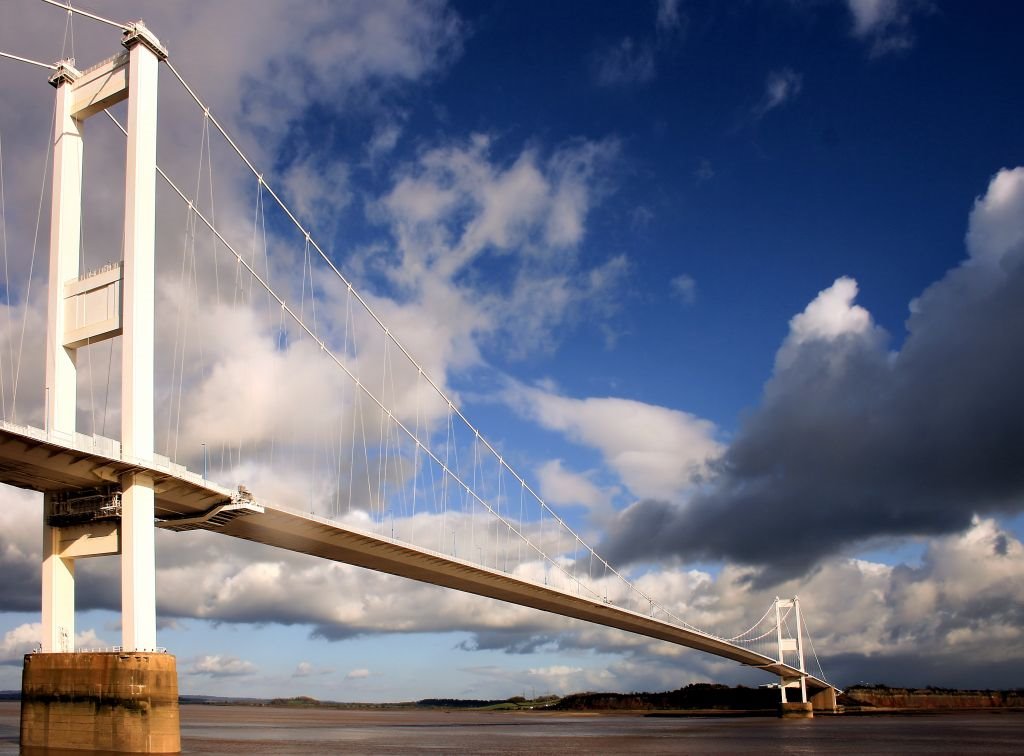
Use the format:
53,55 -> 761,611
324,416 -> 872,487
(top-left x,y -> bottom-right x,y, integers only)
537,459 -> 613,518
506,383 -> 723,500
3,482 -> 1024,690
753,68 -> 803,119
188,654 -> 257,677
965,167 -> 1024,267
382,135 -> 619,271
164,0 -> 464,146
281,154 -> 351,227
378,134 -> 624,357
764,275 -> 886,378
769,274 -> 886,382
849,0 -> 901,36
526,664 -> 604,694
846,0 -> 924,56
671,274 -> 697,305
787,276 -> 873,345
0,623 -> 42,664
367,122 -> 403,162
294,661 -> 333,677
0,623 -> 108,663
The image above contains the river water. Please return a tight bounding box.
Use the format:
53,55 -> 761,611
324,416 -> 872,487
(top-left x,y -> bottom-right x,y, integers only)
2,702 -> 1023,754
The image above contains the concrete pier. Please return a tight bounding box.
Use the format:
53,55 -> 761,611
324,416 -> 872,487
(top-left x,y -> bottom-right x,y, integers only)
811,686 -> 839,712
20,652 -> 180,753
780,701 -> 814,718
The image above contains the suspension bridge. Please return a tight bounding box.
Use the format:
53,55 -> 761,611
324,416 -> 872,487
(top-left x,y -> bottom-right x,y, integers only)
0,4 -> 837,751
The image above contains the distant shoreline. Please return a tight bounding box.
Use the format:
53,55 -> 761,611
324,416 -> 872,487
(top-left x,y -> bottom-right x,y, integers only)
179,684 -> 1024,714
5,683 -> 1023,714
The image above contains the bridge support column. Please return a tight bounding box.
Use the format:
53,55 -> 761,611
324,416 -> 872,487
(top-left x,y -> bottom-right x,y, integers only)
121,473 -> 157,651
41,496 -> 75,653
119,12 -> 161,659
41,53 -> 83,659
44,59 -> 82,440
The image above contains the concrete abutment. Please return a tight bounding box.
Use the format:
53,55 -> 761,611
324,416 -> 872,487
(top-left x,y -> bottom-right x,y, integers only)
20,652 -> 180,753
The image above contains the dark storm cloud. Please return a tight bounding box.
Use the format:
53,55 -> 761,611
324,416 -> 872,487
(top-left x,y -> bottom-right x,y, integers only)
826,652 -> 1024,691
0,538 -> 39,613
602,168 -> 1024,583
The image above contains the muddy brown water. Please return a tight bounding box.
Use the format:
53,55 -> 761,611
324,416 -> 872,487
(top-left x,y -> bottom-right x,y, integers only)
3,702 -> 1023,754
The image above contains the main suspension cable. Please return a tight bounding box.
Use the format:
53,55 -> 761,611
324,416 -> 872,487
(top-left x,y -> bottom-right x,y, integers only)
37,0 -> 128,31
0,50 -> 57,70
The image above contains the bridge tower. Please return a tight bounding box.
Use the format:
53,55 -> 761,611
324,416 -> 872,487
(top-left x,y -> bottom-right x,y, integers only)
775,596 -> 813,718
20,22 -> 180,754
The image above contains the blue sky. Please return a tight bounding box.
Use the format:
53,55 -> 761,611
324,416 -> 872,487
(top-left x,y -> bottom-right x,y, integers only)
1,0 -> 1024,700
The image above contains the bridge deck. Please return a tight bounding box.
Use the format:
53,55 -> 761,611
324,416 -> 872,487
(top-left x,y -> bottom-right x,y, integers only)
0,423 -> 834,693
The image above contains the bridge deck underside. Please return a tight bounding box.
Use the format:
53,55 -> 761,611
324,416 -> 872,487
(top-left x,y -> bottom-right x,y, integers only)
0,426 -> 833,694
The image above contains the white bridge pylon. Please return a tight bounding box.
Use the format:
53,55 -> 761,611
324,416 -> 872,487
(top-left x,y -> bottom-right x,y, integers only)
4,16 -> 836,702
41,22 -> 166,653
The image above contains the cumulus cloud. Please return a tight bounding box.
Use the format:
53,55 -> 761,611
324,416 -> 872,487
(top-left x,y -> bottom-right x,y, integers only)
3,483 -> 1023,689
0,623 -> 107,664
536,459 -> 615,526
537,460 -> 607,510
382,134 -> 619,269
0,0 -> 469,465
6,0 -> 1019,698
965,167 -> 1024,266
294,661 -> 333,677
188,654 -> 257,677
505,382 -> 723,501
474,516 -> 1024,688
147,0 -> 464,148
345,667 -> 371,680
602,167 -> 1024,582
377,134 -> 625,358
0,623 -> 43,665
